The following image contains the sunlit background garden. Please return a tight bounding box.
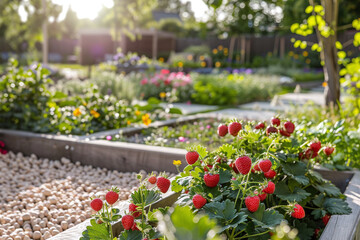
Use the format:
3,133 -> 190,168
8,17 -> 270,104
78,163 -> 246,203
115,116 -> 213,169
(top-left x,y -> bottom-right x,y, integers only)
0,0 -> 360,239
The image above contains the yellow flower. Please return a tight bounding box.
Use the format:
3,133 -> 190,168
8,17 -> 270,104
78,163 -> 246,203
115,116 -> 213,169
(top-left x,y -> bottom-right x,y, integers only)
82,102 -> 87,106
127,120 -> 131,125
199,55 -> 205,61
173,160 -> 182,166
215,61 -> 221,68
201,61 -> 206,67
158,57 -> 164,62
288,51 -> 294,56
135,110 -> 141,116
90,110 -> 100,118
303,51 -> 309,57
224,48 -> 228,53
159,92 -> 166,98
143,118 -> 151,126
322,81 -> 328,87
142,113 -> 150,121
294,54 -> 299,59
212,49 -> 218,54
187,55 -> 193,61
73,108 -> 81,117
305,59 -> 311,64
177,61 -> 183,68
218,45 -> 223,51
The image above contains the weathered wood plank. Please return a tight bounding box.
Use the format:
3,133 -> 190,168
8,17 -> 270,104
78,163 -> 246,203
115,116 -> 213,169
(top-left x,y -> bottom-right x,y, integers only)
320,171 -> 360,240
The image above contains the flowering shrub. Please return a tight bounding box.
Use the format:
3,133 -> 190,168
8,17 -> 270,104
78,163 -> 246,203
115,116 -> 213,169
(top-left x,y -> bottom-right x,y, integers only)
0,60 -> 177,135
0,140 -> 7,155
139,70 -> 193,102
84,117 -> 351,240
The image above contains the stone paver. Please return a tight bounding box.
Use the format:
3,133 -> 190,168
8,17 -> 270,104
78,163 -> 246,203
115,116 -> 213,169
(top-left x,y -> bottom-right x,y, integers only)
210,109 -> 276,121
239,101 -> 292,112
278,92 -> 325,106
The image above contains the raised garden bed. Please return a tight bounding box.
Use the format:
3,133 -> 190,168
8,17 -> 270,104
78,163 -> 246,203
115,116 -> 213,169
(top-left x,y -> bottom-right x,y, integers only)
51,169 -> 360,240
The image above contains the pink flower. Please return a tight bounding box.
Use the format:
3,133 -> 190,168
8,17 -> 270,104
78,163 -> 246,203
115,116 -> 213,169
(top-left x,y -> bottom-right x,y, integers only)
1,149 -> 7,155
200,126 -> 204,130
206,125 -> 211,129
178,137 -> 186,142
0,141 -> 4,148
161,69 -> 170,75
140,78 -> 148,85
106,136 -> 112,141
186,101 -> 191,105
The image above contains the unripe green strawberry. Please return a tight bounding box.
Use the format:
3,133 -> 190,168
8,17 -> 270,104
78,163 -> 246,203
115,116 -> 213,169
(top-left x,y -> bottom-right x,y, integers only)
262,181 -> 275,194
235,156 -> 252,175
156,177 -> 170,193
291,204 -> 305,219
259,159 -> 272,173
122,215 -> 134,230
228,122 -> 242,136
245,196 -> 260,212
217,124 -> 228,137
204,173 -> 220,188
186,151 -> 199,165
105,191 -> 119,205
90,198 -> 103,212
193,194 -> 207,209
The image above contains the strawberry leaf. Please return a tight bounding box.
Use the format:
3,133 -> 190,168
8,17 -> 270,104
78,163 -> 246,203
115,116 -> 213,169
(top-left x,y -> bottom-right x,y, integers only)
119,230 -> 142,240
323,198 -> 352,215
249,207 -> 284,228
218,144 -> 237,159
294,220 -> 313,240
274,182 -> 310,202
313,182 -> 342,197
81,219 -> 111,240
195,145 -> 208,159
281,162 -> 309,185
131,188 -> 161,206
219,168 -> 232,184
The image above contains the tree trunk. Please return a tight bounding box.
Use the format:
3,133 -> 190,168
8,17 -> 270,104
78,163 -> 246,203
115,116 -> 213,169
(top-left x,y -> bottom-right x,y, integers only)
321,0 -> 340,106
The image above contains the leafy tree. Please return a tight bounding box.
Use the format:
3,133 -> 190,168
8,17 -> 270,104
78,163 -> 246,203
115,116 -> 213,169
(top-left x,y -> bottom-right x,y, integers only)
62,7 -> 78,39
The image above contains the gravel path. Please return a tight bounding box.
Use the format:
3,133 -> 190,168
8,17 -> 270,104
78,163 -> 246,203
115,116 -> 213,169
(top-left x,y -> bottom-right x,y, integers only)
0,152 -> 162,240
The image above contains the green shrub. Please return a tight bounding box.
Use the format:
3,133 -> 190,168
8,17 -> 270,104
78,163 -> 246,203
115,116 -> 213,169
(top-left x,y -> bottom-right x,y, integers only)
191,73 -> 280,105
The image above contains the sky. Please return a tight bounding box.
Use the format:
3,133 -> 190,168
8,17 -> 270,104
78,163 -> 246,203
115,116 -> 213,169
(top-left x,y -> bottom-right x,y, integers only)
52,0 -> 209,21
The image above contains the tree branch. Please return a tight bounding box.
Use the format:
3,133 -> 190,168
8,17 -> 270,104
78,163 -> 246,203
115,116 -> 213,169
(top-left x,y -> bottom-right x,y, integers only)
337,23 -> 353,31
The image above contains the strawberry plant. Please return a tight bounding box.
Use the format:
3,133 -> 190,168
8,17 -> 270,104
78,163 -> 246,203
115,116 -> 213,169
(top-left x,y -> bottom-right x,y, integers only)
171,117 -> 351,239
84,117 -> 351,240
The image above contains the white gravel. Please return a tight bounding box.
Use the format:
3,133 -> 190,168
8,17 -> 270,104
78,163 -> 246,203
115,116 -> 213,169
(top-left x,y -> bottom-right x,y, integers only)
0,152 -> 163,240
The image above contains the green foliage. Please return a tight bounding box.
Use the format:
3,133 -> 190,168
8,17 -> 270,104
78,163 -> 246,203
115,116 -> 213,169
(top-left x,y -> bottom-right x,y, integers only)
191,73 -> 280,105
80,219 -> 112,240
158,205 -> 222,240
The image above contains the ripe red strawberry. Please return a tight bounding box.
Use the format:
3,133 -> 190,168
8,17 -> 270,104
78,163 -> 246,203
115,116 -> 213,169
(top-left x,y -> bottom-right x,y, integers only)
255,122 -> 265,129
266,126 -> 278,135
253,163 -> 260,171
322,214 -> 331,226
193,194 -> 207,209
259,159 -> 272,173
284,121 -> 295,133
279,129 -> 291,137
324,147 -> 335,156
156,177 -> 171,193
314,228 -> 320,238
217,124 -> 228,137
204,173 -> 220,188
235,156 -> 252,175
204,164 -> 213,172
148,175 -> 157,184
264,170 -> 276,179
90,198 -> 103,212
245,196 -> 260,212
271,117 -> 281,126
106,191 -> 119,205
229,162 -> 239,173
228,122 -> 242,136
310,141 -> 322,153
122,215 -> 134,230
291,204 -> 305,219
131,223 -> 139,231
254,190 -> 267,201
129,203 -> 141,218
305,148 -> 318,159
186,151 -> 199,165
262,181 -> 275,194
